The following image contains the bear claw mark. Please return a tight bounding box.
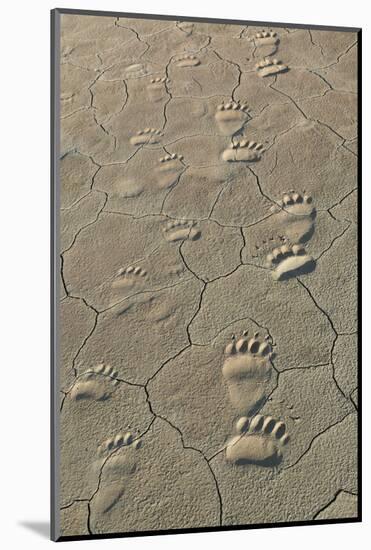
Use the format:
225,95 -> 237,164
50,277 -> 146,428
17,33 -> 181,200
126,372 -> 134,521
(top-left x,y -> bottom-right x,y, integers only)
215,100 -> 251,136
255,58 -> 288,77
70,364 -> 119,402
266,243 -> 315,281
129,128 -> 164,147
222,331 -> 273,414
226,414 -> 289,466
222,139 -> 265,162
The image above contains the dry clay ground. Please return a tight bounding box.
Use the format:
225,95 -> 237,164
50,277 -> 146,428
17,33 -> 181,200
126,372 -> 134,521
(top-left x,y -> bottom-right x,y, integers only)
58,14 -> 358,537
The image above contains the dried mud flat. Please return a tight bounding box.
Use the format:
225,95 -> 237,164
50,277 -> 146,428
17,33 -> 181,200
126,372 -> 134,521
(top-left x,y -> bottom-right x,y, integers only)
58,14 -> 358,537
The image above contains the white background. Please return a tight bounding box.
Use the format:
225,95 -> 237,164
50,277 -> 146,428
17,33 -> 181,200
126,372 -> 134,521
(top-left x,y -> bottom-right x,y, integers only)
0,0 -> 367,547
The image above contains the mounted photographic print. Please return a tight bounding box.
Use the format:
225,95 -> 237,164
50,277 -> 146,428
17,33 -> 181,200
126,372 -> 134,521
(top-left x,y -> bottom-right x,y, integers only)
51,8 -> 361,541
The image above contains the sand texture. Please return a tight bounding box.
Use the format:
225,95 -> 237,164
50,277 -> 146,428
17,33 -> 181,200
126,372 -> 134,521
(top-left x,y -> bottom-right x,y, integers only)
58,13 -> 358,537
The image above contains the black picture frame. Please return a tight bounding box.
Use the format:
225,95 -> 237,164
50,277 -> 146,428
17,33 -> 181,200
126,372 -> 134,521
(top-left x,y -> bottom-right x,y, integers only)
51,8 -> 362,542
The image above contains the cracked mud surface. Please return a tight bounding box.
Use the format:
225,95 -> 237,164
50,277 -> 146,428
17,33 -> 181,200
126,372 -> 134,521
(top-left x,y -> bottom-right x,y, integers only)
58,13 -> 358,537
